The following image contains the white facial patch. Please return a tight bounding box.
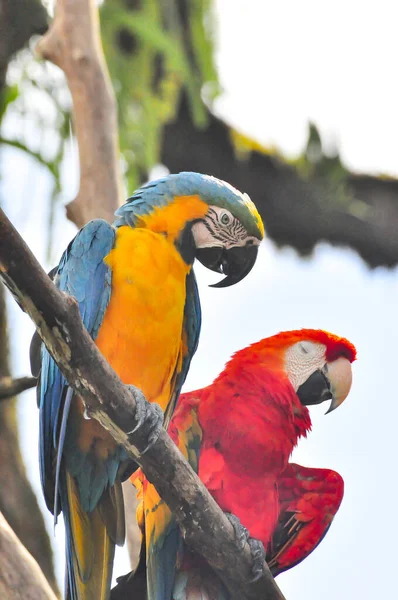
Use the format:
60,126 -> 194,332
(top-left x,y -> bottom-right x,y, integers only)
191,205 -> 260,249
284,341 -> 327,391
191,219 -> 223,249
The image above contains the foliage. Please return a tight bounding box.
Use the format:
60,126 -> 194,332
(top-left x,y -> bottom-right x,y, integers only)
100,0 -> 219,191
0,46 -> 72,258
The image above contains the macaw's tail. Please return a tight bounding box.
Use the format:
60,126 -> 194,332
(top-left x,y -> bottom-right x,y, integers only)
60,471 -> 125,600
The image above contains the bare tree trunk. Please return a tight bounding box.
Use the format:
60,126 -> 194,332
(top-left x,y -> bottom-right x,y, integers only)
0,284 -> 59,594
0,1 -> 59,593
36,0 -> 124,227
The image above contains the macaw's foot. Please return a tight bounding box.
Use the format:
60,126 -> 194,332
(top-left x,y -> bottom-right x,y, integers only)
225,512 -> 250,551
247,538 -> 266,582
225,513 -> 266,582
127,385 -> 164,454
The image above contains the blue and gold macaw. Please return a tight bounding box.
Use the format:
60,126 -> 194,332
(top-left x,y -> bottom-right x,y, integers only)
31,172 -> 264,600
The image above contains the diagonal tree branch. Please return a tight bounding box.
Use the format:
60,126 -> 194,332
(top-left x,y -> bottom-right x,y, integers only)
0,208 -> 286,600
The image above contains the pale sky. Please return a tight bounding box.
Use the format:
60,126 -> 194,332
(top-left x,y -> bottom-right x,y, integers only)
2,2 -> 397,599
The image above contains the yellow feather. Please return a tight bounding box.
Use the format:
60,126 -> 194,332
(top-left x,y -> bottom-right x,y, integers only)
66,474 -> 94,583
97,225 -> 191,412
66,473 -> 115,600
136,195 -> 208,242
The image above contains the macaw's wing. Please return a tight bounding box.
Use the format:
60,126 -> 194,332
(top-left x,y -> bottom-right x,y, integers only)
163,269 -> 202,428
130,393 -> 203,600
268,463 -> 344,577
31,219 -> 116,516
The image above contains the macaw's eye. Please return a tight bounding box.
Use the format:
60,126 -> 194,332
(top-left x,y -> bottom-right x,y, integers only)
220,211 -> 232,225
299,341 -> 312,355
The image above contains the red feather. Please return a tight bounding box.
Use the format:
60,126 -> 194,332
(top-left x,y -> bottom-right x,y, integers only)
188,329 -> 354,561
133,329 -> 356,597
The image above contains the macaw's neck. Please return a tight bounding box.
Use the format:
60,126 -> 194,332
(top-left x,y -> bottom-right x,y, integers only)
135,195 -> 209,265
208,362 -> 312,450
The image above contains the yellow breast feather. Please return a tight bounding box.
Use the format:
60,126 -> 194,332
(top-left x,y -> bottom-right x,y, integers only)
96,226 -> 189,411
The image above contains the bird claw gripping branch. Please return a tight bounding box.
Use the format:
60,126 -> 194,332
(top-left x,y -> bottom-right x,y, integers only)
225,512 -> 267,581
127,385 -> 164,454
248,538 -> 267,582
225,512 -> 266,582
224,512 -> 250,551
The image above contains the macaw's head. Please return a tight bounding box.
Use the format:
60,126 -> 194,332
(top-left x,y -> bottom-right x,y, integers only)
283,330 -> 356,413
230,329 -> 356,414
114,172 -> 264,287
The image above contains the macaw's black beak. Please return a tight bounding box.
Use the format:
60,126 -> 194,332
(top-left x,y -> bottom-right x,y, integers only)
196,244 -> 259,288
296,368 -> 333,409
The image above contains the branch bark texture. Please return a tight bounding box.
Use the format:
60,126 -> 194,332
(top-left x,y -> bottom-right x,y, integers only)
36,0 -> 123,227
0,208 -> 286,600
0,512 -> 57,600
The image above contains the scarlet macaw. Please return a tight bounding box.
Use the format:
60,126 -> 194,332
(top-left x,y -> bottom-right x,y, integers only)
31,172 -> 264,600
130,329 -> 356,599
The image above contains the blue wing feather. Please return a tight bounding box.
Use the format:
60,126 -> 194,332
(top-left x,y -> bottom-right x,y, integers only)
163,268 -> 201,427
38,219 -> 115,514
182,269 -> 202,381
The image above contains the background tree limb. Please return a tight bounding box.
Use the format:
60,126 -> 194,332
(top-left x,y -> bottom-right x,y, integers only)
0,1 -> 58,592
0,206 -> 286,600
0,375 -> 37,401
0,273 -> 59,595
0,512 -> 57,600
0,0 -> 47,88
162,95 -> 398,268
36,0 -> 124,227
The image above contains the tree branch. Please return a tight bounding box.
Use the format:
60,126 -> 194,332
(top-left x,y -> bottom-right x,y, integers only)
36,0 -> 123,227
0,208 -> 285,600
162,95 -> 398,268
0,0 -> 48,89
0,375 -> 37,401
0,512 -> 57,600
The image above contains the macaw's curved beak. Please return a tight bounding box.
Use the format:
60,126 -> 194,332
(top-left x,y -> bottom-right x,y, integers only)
324,357 -> 353,414
297,357 -> 353,415
196,244 -> 259,288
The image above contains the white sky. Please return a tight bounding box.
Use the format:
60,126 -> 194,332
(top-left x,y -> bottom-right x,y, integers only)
215,0 -> 398,176
2,1 -> 398,599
